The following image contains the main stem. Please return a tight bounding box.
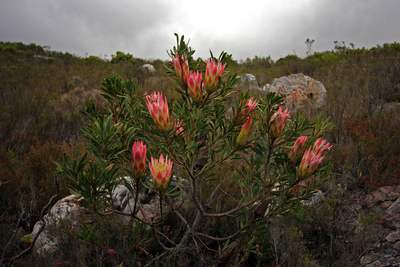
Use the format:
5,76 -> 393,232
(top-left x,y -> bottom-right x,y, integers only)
175,210 -> 203,250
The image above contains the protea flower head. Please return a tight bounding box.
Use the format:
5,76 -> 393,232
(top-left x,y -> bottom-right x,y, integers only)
146,91 -> 170,132
313,138 -> 333,155
131,141 -> 147,179
204,58 -> 226,93
298,148 -> 324,179
235,97 -> 258,124
174,120 -> 186,137
236,117 -> 252,145
149,154 -> 173,192
269,106 -> 289,139
172,55 -> 190,86
288,136 -> 308,161
187,70 -> 204,102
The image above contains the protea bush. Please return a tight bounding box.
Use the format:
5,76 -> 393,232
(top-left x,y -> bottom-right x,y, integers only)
55,34 -> 333,265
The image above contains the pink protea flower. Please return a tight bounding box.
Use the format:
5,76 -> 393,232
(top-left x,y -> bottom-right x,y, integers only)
298,148 -> 324,179
236,117 -> 252,145
146,91 -> 170,132
172,55 -> 190,86
187,70 -> 204,102
288,136 -> 308,161
149,154 -> 173,192
269,106 -> 289,139
313,138 -> 333,155
174,121 -> 186,137
204,58 -> 226,93
235,97 -> 259,124
131,141 -> 147,178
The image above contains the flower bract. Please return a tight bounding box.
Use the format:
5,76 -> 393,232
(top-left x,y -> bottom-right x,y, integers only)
288,136 -> 308,161
146,91 -> 170,132
269,106 -> 289,139
204,58 -> 226,93
236,117 -> 252,145
313,138 -> 333,155
172,55 -> 190,86
298,148 -> 324,179
235,97 -> 258,124
149,154 -> 173,192
131,141 -> 147,179
187,70 -> 204,102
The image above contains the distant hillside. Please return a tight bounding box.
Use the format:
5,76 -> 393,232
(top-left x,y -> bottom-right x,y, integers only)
1,41 -> 399,149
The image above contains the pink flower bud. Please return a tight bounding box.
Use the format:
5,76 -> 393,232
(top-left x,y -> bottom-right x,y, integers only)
235,97 -> 258,124
298,148 -> 324,179
269,106 -> 289,139
204,58 -> 226,93
313,138 -> 333,155
131,141 -> 147,178
288,136 -> 308,161
108,249 -> 117,255
236,117 -> 252,145
187,70 -> 204,102
149,154 -> 173,192
146,91 -> 170,132
172,55 -> 190,86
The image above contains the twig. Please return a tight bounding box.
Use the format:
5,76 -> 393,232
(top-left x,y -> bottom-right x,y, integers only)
154,228 -> 177,246
195,221 -> 255,242
151,225 -> 174,251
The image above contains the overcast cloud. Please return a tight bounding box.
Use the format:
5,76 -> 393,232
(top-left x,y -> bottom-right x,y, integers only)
1,0 -> 399,61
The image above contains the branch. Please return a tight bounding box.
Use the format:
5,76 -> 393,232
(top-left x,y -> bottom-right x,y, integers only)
154,228 -> 177,246
151,225 -> 174,251
195,221 -> 255,242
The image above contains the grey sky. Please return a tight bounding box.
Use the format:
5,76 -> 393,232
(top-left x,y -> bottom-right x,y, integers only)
1,0 -> 399,61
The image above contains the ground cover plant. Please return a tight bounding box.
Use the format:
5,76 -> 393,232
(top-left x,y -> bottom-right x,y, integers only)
0,38 -> 399,266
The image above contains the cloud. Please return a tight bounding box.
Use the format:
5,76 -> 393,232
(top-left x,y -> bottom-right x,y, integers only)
1,0 -> 400,61
0,0 -> 175,58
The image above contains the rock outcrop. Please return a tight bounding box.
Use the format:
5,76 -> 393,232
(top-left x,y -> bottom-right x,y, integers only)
360,185 -> 400,266
30,195 -> 90,253
267,73 -> 327,112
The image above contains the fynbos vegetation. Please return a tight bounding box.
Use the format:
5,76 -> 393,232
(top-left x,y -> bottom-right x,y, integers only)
1,37 -> 400,266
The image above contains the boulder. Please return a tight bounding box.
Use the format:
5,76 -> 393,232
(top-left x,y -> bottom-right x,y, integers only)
30,176 -> 187,252
237,73 -> 261,90
138,64 -> 157,75
267,73 -> 327,112
30,195 -> 91,253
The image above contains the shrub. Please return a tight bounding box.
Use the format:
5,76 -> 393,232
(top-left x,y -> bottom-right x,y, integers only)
55,34 -> 333,265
